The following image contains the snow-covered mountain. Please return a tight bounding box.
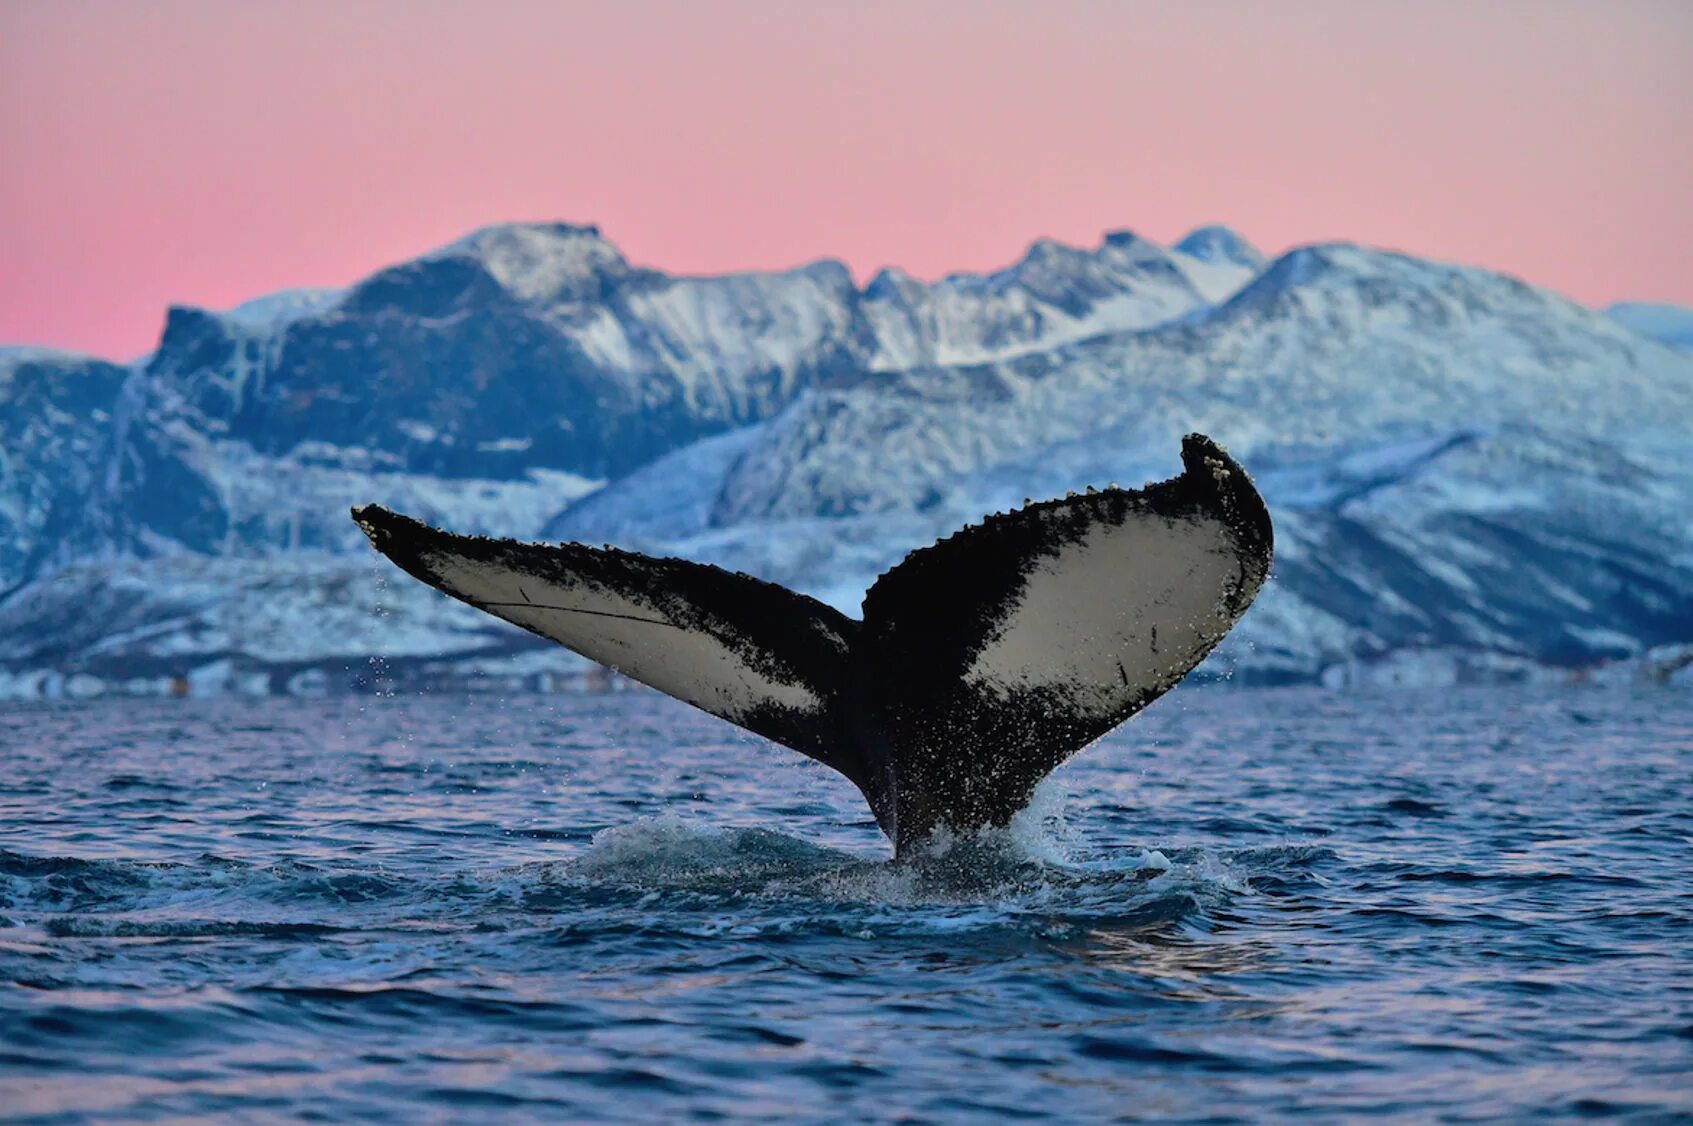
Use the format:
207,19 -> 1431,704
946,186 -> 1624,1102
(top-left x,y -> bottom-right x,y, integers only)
713,244 -> 1689,521
861,228 -> 1256,370
1,222 -> 1263,585
555,244 -> 1693,682
3,224 -> 1691,696
0,348 -> 132,585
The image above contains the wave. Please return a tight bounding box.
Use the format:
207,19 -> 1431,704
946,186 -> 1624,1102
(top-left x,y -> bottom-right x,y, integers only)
516,813 -> 1303,937
0,820 -> 1337,948
41,917 -> 347,939
0,849 -> 413,915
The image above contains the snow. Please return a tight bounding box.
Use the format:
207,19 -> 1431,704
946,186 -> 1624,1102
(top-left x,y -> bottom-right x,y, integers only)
742,241 -> 1686,522
547,423 -> 768,546
861,230 -> 1257,371
0,344 -> 95,369
435,222 -> 625,302
552,241 -> 1693,684
223,287 -> 343,330
618,265 -> 858,409
1172,225 -> 1265,268
1608,302 -> 1693,351
170,432 -> 604,554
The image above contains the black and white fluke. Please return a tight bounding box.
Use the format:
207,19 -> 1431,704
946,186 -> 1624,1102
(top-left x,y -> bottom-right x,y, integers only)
353,434 -> 1273,854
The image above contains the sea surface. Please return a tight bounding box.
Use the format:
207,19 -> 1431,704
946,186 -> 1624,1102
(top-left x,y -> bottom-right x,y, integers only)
1,685 -> 1690,1122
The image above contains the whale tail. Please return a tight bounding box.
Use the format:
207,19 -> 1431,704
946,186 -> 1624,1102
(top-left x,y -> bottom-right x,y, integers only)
354,434 -> 1273,853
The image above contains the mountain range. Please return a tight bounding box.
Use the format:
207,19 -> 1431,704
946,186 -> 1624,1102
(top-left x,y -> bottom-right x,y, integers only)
3,222 -> 1691,697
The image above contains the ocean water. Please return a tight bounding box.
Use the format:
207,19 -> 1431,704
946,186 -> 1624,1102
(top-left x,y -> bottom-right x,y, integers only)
1,685 -> 1689,1122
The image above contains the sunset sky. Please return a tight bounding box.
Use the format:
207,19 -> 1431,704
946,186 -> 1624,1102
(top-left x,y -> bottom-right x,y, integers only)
3,0 -> 1690,360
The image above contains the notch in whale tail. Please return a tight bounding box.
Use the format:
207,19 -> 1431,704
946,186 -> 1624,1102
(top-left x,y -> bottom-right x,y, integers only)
353,434 -> 1273,854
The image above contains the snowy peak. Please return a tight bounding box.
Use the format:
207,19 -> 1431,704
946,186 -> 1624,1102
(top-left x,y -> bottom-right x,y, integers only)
431,221 -> 630,304
1007,234 -> 1187,313
0,345 -> 106,390
1205,242 -> 1625,352
1215,244 -> 1345,310
223,287 -> 344,330
1174,225 -> 1264,268
1097,229 -> 1170,264
864,266 -> 924,302
860,228 -> 1264,370
1007,231 -> 1194,292
340,221 -> 633,318
1011,235 -> 1098,280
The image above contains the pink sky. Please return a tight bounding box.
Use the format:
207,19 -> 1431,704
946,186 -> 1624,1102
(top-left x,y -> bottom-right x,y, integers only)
3,0 -> 1690,360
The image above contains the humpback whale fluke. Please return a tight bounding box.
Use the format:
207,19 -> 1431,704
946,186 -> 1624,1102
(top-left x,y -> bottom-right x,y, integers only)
352,434 -> 1273,854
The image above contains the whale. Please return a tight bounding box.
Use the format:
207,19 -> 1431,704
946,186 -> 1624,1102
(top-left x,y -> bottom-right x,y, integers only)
352,433 -> 1273,855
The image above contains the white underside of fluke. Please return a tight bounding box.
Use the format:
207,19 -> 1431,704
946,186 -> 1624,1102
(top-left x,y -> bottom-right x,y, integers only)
414,546 -> 824,722
965,513 -> 1245,718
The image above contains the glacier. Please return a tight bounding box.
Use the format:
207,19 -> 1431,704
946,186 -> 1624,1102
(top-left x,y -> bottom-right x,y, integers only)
2,223 -> 1691,697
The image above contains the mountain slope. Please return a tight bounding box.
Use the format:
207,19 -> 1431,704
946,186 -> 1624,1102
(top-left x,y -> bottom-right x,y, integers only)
861,228 -> 1258,370
0,348 -> 132,588
145,223 -> 867,483
712,244 -> 1690,521
558,243 -> 1693,681
1608,301 -> 1693,351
